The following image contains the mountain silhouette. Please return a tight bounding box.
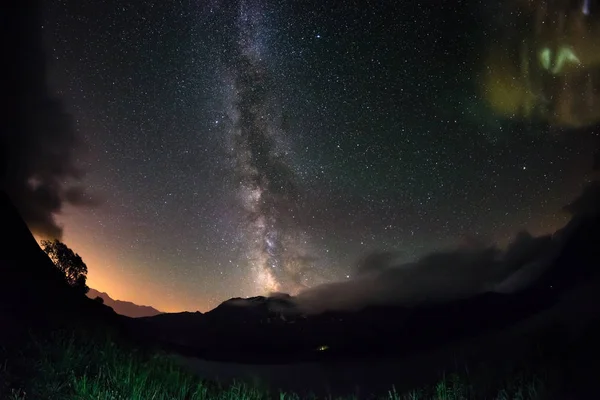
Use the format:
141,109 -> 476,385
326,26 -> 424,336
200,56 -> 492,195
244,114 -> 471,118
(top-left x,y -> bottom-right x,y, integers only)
131,181 -> 600,363
0,191 -> 125,347
87,288 -> 162,318
2,174 -> 600,368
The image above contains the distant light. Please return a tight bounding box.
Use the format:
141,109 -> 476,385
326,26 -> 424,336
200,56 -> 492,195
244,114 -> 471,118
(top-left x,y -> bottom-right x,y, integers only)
317,345 -> 329,351
316,34 -> 321,39
346,275 -> 350,279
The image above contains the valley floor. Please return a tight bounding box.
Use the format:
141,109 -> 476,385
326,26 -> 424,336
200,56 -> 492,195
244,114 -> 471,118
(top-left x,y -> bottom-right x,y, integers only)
169,278 -> 600,398
3,280 -> 600,399
2,313 -> 600,400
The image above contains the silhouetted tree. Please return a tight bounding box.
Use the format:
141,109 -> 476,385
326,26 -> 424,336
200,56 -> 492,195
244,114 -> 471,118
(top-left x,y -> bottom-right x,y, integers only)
93,296 -> 104,304
40,239 -> 89,294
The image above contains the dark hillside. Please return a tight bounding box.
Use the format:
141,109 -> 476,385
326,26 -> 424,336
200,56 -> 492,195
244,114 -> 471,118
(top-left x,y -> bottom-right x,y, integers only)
0,192 -> 125,348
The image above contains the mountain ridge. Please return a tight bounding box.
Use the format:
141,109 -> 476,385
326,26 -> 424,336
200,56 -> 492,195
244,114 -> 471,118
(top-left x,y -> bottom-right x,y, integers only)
130,181 -> 600,363
87,288 -> 162,318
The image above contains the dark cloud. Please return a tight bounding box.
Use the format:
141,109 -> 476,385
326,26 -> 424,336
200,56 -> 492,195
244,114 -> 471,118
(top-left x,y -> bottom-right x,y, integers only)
294,232 -> 556,314
64,187 -> 101,207
0,0 -> 92,239
293,178 -> 600,314
355,252 -> 398,277
563,181 -> 600,218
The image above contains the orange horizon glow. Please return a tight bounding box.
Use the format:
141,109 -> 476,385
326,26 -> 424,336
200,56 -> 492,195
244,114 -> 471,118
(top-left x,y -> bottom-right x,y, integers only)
33,210 -> 572,314
33,231 -> 213,314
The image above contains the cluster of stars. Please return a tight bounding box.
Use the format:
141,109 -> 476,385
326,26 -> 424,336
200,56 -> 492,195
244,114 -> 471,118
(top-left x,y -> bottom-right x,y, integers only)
42,0 -> 599,311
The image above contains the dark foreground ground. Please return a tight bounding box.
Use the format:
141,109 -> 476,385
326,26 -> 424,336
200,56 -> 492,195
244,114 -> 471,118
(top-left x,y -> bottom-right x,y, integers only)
168,279 -> 600,398
2,301 -> 600,400
2,186 -> 600,399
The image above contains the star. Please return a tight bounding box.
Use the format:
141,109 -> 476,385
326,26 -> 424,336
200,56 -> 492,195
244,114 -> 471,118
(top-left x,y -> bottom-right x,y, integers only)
34,0 -> 598,312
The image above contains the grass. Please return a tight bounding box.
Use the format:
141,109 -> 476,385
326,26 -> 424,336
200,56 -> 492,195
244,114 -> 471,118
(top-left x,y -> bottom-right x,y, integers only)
0,328 -> 559,400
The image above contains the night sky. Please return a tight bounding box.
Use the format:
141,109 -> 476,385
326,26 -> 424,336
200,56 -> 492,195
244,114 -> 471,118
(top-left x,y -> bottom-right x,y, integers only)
39,0 -> 599,312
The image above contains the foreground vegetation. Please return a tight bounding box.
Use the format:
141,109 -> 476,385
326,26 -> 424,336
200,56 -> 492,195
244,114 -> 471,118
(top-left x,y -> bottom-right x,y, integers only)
0,327 -> 570,400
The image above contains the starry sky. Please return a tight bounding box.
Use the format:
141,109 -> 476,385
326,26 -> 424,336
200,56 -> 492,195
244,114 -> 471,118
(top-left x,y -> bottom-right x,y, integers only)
39,0 -> 599,312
